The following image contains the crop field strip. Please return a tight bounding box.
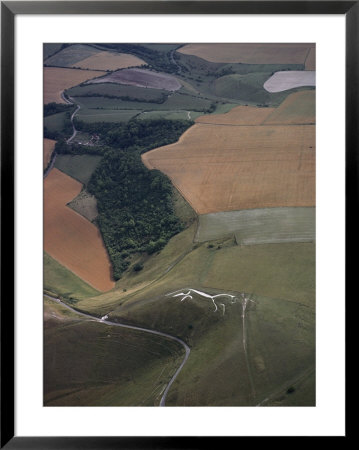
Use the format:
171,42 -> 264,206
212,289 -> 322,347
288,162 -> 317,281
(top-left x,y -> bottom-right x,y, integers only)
195,207 -> 315,244
87,68 -> 182,91
177,43 -> 315,65
74,51 -> 146,71
44,67 -> 107,104
44,168 -> 115,292
195,105 -> 276,125
67,83 -> 168,102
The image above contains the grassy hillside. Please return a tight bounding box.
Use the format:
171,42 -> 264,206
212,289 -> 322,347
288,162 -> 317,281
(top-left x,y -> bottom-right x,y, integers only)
90,287 -> 314,406
210,72 -> 299,106
75,228 -> 314,316
44,298 -> 184,406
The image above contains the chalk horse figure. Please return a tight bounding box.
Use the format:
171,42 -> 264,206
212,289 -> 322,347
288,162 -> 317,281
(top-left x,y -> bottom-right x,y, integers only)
167,288 -> 242,314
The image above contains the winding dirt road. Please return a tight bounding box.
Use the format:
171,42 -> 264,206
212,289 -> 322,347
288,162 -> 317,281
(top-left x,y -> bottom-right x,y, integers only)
45,294 -> 190,406
66,97 -> 81,144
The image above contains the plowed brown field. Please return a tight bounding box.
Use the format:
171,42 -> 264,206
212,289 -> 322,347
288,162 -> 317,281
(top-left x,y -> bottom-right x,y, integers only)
44,168 -> 115,291
44,138 -> 56,170
195,105 -> 275,126
178,43 -> 315,64
264,91 -> 315,125
44,67 -> 106,104
74,52 -> 146,71
142,119 -> 315,214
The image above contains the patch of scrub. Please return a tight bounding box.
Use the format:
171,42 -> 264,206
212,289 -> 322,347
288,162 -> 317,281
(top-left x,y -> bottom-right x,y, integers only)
196,207 -> 315,244
68,189 -> 98,222
264,71 -> 315,93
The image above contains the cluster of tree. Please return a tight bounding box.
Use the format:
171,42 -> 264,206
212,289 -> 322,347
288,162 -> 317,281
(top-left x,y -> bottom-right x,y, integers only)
60,119 -> 192,279
74,118 -> 190,151
44,102 -> 74,117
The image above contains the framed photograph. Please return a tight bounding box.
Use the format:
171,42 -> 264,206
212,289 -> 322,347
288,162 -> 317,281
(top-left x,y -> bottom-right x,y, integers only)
1,1 -> 353,446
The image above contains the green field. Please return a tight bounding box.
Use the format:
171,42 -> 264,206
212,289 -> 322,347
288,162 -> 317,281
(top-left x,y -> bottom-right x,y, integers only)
137,110 -> 203,121
44,298 -> 184,406
73,91 -> 211,112
44,253 -> 100,301
67,83 -> 168,102
44,111 -> 68,133
44,44 -> 100,67
76,109 -> 142,123
210,72 -> 295,106
54,154 -> 102,185
196,207 -> 315,244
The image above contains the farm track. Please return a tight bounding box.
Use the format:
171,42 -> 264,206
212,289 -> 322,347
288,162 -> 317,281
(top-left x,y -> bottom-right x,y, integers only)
45,294 -> 190,407
65,95 -> 81,144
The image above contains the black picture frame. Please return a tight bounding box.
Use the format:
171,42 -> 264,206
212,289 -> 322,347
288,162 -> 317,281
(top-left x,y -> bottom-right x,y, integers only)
1,1 -> 354,447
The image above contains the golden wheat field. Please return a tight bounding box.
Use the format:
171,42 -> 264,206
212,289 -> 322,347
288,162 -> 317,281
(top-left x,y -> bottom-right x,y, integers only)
43,138 -> 56,170
142,120 -> 315,214
44,67 -> 106,104
195,105 -> 275,126
263,91 -> 315,125
178,43 -> 315,65
44,168 -> 115,291
74,51 -> 146,71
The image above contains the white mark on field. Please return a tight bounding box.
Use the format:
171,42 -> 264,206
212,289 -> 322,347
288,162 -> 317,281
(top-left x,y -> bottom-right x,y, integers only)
167,288 -> 238,314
